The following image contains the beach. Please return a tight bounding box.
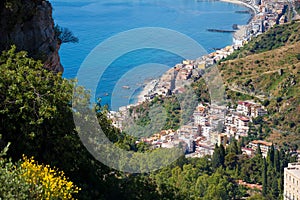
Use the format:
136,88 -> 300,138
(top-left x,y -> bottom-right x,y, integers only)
220,0 -> 258,14
137,79 -> 158,103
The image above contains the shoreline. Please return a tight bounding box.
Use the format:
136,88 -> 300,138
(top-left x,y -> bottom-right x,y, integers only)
133,0 -> 256,109
220,0 -> 257,24
137,79 -> 158,103
219,0 -> 258,14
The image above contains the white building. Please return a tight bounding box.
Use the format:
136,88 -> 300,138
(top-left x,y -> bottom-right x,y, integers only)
249,140 -> 273,158
193,112 -> 207,126
201,126 -> 211,139
284,163 -> 300,200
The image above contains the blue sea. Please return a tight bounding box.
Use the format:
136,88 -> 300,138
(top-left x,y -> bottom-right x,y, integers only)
50,0 -> 250,110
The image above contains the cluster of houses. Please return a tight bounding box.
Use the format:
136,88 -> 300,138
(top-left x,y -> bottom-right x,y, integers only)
141,59 -> 205,101
234,0 -> 291,46
194,45 -> 237,68
131,100 -> 269,158
139,45 -> 239,100
108,67 -> 271,158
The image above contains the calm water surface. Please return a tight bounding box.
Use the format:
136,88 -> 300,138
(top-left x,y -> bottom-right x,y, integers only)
50,0 -> 250,109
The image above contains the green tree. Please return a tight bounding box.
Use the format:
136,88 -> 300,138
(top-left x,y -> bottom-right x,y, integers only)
219,144 -> 226,167
54,25 -> 79,44
227,139 -> 240,155
0,46 -> 119,199
262,158 -> 267,196
0,46 -> 74,160
271,176 -> 279,199
267,144 -> 275,167
212,144 -> 225,169
225,153 -> 238,170
274,149 -> 280,172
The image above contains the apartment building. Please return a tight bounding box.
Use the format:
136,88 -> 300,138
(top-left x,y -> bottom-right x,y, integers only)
284,163 -> 300,200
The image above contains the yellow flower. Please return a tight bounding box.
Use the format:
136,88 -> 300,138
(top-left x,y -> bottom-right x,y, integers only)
21,156 -> 80,199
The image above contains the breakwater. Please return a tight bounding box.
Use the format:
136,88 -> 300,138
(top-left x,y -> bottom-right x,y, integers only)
235,10 -> 251,13
207,29 -> 235,33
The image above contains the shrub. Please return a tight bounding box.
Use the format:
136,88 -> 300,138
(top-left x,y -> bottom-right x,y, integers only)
0,144 -> 80,199
21,156 -> 80,199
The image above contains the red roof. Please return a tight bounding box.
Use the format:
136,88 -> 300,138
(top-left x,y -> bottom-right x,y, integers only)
238,101 -> 253,107
239,116 -> 250,122
251,140 -> 272,147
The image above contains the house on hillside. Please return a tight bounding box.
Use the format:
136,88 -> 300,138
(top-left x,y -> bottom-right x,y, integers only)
249,140 -> 273,157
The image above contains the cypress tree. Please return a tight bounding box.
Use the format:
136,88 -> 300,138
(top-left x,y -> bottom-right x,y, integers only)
274,149 -> 280,172
230,139 -> 239,155
267,144 -> 275,166
219,144 -> 225,167
271,176 -> 279,198
262,158 -> 267,196
212,144 -> 220,169
212,144 -> 225,169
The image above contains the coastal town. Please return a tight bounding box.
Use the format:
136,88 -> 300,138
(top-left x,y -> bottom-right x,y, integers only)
0,0 -> 300,199
1,0 -> 300,198
107,0 -> 300,162
232,0 -> 300,46
110,98 -> 272,158
108,0 -> 300,160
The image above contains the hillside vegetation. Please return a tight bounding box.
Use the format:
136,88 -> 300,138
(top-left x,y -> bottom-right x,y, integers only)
219,21 -> 300,145
225,21 -> 300,60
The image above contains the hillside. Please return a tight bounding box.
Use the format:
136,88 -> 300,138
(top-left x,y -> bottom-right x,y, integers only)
218,21 -> 300,146
225,20 -> 300,60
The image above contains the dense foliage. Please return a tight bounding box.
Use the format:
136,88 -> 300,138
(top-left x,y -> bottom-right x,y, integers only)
0,46 -> 122,199
0,46 -> 190,199
124,95 -> 185,135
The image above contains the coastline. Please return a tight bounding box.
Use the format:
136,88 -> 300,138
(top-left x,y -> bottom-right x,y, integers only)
220,0 -> 257,25
134,0 -> 256,108
137,79 -> 158,103
219,0 -> 258,14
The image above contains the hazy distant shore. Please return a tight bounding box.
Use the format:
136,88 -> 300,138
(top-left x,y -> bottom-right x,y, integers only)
220,0 -> 256,12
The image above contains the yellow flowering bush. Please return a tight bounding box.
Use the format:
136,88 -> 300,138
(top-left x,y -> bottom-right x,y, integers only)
21,156 -> 80,200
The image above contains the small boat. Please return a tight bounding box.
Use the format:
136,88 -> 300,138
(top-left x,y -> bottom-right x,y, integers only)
122,85 -> 130,89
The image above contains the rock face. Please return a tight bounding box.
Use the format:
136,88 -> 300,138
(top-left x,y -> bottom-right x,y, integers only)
0,0 -> 63,72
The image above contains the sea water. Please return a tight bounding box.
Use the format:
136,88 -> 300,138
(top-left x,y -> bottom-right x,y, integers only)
50,0 -> 250,110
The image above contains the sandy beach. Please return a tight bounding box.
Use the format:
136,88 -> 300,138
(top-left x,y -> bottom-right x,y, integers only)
219,0 -> 258,14
137,79 -> 158,103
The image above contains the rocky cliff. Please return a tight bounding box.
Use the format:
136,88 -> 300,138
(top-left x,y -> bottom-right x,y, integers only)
0,0 -> 63,72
